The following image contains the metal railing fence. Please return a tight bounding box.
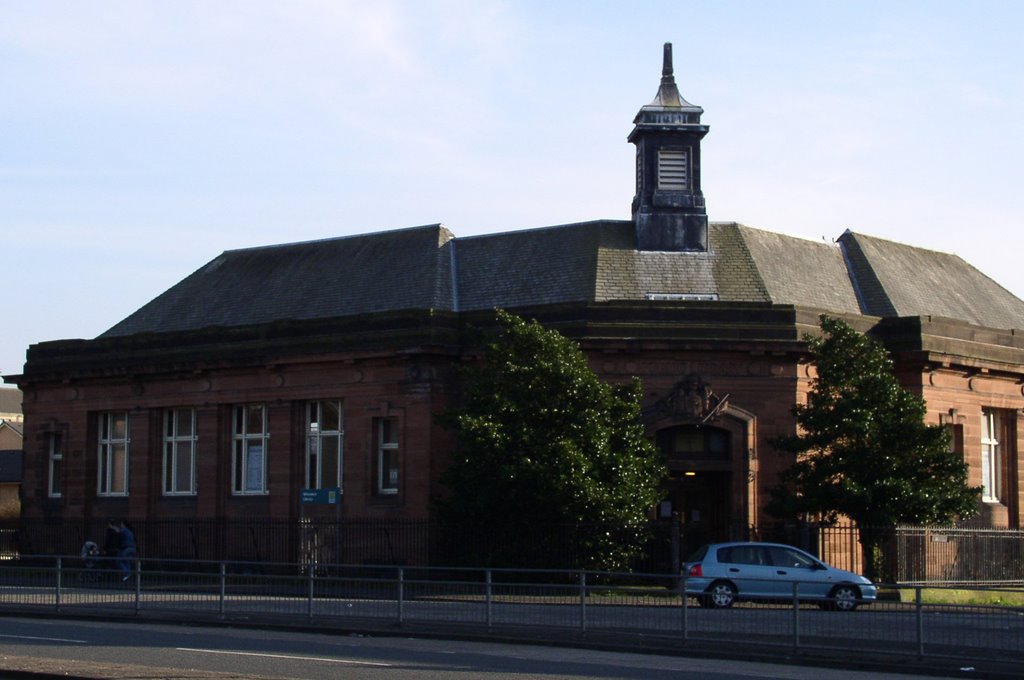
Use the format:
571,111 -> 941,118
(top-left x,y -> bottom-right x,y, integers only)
753,523 -> 1024,585
892,526 -> 1024,584
3,519 -> 1023,584
0,555 -> 1020,664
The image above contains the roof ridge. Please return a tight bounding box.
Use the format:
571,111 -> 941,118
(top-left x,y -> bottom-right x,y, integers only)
222,223 -> 449,255
726,224 -> 771,300
454,219 -> 629,243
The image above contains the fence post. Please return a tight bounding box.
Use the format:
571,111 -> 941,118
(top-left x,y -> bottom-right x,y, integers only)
55,557 -> 62,614
915,586 -> 924,659
671,518 -> 681,574
579,571 -> 587,632
397,567 -> 404,625
133,559 -> 141,614
219,562 -> 226,618
850,525 -> 858,574
791,581 -> 800,651
485,569 -> 493,632
680,575 -> 688,642
307,564 -> 315,621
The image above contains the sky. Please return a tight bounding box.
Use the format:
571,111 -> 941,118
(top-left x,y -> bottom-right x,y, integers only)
2,0 -> 1022,377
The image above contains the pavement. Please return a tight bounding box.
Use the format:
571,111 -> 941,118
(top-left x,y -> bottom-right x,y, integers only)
0,653 -> 289,679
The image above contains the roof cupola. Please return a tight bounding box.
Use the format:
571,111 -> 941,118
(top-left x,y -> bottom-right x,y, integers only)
629,43 -> 709,251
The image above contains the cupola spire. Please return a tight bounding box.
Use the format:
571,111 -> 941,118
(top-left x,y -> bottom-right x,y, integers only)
653,43 -> 683,108
629,43 -> 709,251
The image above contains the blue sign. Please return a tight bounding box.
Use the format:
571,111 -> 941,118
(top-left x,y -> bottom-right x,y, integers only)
300,487 -> 341,505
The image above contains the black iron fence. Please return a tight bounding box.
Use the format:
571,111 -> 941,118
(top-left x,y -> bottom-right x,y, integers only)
1,518 -> 1021,584
755,523 -> 1024,585
891,525 -> 1024,584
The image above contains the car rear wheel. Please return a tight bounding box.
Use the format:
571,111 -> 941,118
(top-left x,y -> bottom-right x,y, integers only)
828,584 -> 860,611
703,581 -> 736,608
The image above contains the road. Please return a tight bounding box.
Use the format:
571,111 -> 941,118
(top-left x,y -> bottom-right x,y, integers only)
34,583 -> 1020,661
0,617 -> 963,679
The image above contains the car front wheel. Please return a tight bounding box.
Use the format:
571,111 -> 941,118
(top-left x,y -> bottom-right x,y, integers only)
704,581 -> 737,608
828,584 -> 860,611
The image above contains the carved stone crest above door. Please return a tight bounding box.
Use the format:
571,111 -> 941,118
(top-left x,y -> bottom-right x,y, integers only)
643,373 -> 727,424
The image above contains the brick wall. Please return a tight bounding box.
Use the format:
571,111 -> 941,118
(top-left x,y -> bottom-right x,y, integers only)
19,349 -> 455,525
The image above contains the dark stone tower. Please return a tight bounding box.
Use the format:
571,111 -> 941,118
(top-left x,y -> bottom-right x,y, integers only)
629,43 -> 709,251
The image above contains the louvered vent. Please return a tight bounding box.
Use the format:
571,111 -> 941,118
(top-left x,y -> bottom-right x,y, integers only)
658,149 -> 688,190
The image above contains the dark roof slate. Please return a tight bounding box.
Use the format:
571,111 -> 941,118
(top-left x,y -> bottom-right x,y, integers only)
455,220 -> 773,308
453,220 -> 771,307
839,232 -> 1024,331
591,222 -> 770,303
98,220 -> 1024,338
455,222 -> 607,310
103,225 -> 455,338
740,226 -> 861,313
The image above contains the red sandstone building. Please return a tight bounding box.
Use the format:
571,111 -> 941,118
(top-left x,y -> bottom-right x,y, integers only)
7,46 -> 1024,557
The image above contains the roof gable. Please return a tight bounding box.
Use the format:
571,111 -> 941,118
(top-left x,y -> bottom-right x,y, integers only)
0,421 -> 22,437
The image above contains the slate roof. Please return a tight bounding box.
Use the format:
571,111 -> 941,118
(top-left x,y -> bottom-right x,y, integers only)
99,221 -> 1024,338
839,231 -> 1024,330
739,226 -> 861,313
104,225 -> 456,338
455,222 -> 613,311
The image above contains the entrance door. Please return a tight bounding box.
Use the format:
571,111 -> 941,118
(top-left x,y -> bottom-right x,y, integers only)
671,471 -> 730,552
657,425 -> 733,552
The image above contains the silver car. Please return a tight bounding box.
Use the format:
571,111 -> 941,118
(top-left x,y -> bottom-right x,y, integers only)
684,541 -> 877,611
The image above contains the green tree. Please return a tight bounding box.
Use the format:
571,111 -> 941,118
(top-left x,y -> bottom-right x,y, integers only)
769,315 -> 979,581
436,310 -> 666,570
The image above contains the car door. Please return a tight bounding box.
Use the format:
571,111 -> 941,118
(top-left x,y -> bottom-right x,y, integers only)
715,545 -> 778,600
764,546 -> 830,598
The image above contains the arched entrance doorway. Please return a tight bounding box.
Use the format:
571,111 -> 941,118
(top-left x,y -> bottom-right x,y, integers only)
642,374 -> 758,559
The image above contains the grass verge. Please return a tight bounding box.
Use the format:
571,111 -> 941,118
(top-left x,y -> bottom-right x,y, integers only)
894,587 -> 1024,607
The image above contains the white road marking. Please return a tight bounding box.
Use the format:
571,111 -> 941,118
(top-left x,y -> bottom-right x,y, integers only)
177,647 -> 392,666
0,634 -> 87,643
